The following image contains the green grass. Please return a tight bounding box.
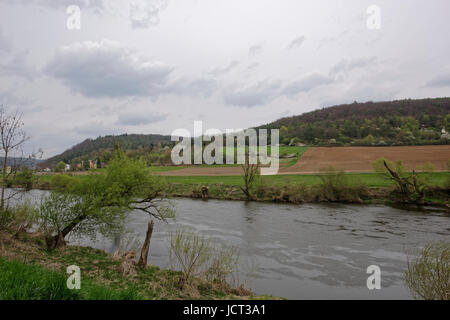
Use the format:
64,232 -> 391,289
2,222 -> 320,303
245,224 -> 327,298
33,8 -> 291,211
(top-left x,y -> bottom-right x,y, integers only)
0,257 -> 142,300
0,238 -> 269,300
165,172 -> 450,188
36,170 -> 449,189
280,146 -> 309,167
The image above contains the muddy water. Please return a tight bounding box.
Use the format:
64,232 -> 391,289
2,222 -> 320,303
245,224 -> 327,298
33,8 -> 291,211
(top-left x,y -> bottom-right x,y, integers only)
17,190 -> 450,299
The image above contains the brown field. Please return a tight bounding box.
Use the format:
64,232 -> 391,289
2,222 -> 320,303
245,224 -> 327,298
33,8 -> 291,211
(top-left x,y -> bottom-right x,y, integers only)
160,145 -> 450,176
279,145 -> 450,174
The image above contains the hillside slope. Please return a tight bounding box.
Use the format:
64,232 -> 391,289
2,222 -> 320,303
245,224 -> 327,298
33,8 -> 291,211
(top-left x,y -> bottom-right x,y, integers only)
45,133 -> 172,166
45,98 -> 450,166
259,97 -> 450,146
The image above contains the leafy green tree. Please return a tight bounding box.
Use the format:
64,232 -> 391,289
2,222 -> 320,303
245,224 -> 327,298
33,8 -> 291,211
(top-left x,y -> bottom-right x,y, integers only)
279,125 -> 289,138
14,167 -> 34,191
40,150 -> 174,261
56,161 -> 66,172
82,158 -> 90,171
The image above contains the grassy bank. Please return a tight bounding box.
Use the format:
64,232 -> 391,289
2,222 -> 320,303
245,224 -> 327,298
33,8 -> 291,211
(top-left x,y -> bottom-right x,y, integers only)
21,170 -> 450,206
0,230 -> 273,300
164,172 -> 450,205
163,172 -> 449,188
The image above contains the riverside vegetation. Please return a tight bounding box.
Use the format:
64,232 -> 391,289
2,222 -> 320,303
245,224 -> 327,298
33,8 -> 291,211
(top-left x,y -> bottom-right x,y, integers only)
8,160 -> 450,207
0,151 -> 265,300
0,107 -> 448,300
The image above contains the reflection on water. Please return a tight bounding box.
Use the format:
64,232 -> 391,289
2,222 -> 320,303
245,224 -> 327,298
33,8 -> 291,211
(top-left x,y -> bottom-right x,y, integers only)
15,190 -> 450,299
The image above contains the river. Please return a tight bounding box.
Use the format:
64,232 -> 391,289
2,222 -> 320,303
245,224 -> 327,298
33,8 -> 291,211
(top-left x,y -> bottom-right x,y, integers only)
15,190 -> 450,299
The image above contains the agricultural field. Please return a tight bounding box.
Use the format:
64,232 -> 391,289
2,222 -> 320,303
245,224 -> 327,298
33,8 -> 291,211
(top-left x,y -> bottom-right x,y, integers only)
161,145 -> 450,176
280,145 -> 450,174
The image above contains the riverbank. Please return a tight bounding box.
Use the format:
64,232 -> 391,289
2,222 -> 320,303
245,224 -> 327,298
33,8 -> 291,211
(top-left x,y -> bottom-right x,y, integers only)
165,181 -> 450,208
0,229 -> 275,300
19,171 -> 450,208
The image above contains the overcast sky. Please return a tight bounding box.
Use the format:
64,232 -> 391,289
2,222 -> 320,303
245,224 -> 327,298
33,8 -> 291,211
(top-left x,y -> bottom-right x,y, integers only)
0,0 -> 449,157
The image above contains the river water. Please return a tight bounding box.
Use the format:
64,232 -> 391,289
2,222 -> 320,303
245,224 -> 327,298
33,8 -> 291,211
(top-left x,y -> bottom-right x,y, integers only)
16,190 -> 450,299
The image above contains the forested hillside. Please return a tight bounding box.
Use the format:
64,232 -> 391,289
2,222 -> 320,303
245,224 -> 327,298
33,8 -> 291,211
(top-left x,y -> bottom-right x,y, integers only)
259,98 -> 450,146
44,98 -> 450,167
44,133 -> 172,166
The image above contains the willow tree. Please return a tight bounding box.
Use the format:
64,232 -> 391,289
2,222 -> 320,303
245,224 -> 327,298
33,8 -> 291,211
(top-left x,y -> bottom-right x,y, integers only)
40,150 -> 174,268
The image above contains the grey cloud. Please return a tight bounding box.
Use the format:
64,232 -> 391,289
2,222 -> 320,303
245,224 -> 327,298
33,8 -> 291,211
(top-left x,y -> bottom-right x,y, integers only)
0,29 -> 36,79
287,36 -> 305,50
117,112 -> 166,126
329,57 -> 377,75
45,39 -> 216,99
45,39 -> 173,98
282,73 -> 334,96
5,0 -> 168,29
425,73 -> 450,88
248,44 -> 263,58
0,52 -> 36,79
224,73 -> 335,107
170,77 -> 217,97
247,62 -> 259,70
223,81 -> 281,107
5,0 -> 105,11
0,28 -> 12,54
209,60 -> 239,76
74,121 -> 120,137
129,0 -> 169,29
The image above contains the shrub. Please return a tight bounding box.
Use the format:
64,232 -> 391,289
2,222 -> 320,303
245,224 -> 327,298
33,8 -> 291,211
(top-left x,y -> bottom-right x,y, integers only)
13,167 -> 34,190
316,166 -> 368,202
169,227 -> 240,287
50,174 -> 77,192
405,242 -> 449,300
205,244 -> 240,284
0,201 -> 38,232
170,227 -> 213,286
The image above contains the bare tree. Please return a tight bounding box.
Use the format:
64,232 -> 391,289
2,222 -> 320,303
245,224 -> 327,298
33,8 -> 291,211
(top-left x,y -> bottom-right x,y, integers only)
240,152 -> 260,201
373,158 -> 428,204
0,107 -> 30,213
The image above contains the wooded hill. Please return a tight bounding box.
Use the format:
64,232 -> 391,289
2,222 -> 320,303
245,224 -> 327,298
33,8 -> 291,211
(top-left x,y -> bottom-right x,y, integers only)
44,97 -> 450,166
44,133 -> 172,166
258,97 -> 450,146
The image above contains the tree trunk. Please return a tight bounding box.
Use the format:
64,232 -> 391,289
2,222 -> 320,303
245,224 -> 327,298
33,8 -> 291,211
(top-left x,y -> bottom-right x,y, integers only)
1,150 -> 8,213
46,214 -> 87,250
46,232 -> 66,250
138,220 -> 154,268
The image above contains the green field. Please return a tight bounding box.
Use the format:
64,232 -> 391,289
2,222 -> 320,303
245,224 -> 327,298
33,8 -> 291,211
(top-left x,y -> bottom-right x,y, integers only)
165,172 -> 450,188
164,146 -> 309,168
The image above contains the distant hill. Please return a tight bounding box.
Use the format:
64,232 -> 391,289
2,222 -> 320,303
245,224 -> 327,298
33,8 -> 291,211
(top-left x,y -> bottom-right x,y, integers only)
44,133 -> 172,166
258,97 -> 450,146
0,157 -> 43,169
46,97 -> 450,167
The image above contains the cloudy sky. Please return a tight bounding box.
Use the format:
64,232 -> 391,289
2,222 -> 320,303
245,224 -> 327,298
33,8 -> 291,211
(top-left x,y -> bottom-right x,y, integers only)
0,0 -> 449,157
